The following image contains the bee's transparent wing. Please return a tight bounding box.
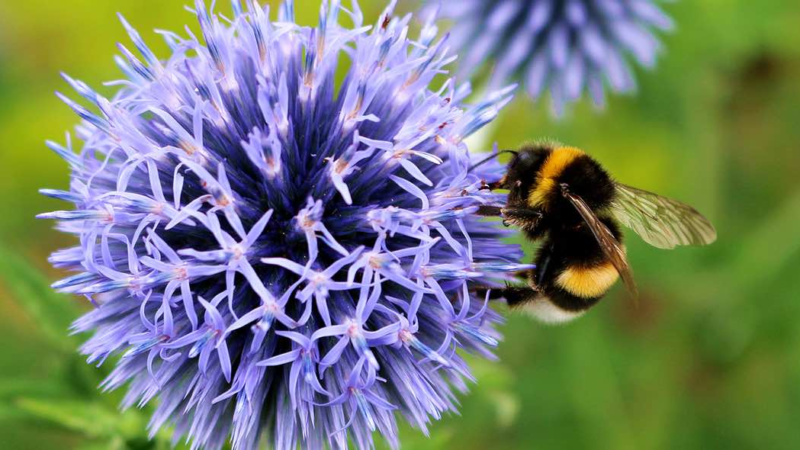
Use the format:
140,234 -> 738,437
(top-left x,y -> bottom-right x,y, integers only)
610,183 -> 717,250
563,190 -> 638,297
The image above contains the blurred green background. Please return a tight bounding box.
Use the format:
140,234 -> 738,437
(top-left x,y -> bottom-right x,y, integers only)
2,0 -> 800,449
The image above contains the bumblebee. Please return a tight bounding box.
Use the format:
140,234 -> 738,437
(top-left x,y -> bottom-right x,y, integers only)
475,143 -> 717,324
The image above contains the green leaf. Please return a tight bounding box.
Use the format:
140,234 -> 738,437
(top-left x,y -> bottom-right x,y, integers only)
0,244 -> 80,352
6,395 -> 181,450
0,377 -> 69,399
78,439 -> 126,450
0,403 -> 30,422
13,398 -> 119,439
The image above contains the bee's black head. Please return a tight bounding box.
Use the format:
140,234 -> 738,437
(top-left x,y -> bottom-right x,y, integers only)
507,146 -> 549,174
504,145 -> 552,203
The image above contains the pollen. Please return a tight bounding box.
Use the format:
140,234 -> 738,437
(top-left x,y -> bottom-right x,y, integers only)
231,245 -> 244,260
179,140 -> 197,156
333,158 -> 349,174
215,194 -> 232,207
300,215 -> 316,229
174,266 -> 189,281
368,254 -> 384,269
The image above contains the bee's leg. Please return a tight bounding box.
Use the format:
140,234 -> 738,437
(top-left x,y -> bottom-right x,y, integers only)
471,284 -> 540,305
500,207 -> 543,230
471,262 -> 532,299
504,255 -> 546,307
473,267 -> 542,305
474,206 -> 543,226
479,179 -> 505,191
475,205 -> 503,217
501,207 -> 543,218
501,286 -> 542,307
472,286 -> 506,300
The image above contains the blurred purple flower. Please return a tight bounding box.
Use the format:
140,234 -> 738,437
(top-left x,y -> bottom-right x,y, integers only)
39,1 -> 532,448
426,0 -> 674,115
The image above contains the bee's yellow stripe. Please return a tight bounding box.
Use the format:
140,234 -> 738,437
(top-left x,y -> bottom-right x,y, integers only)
555,262 -> 619,299
527,147 -> 585,208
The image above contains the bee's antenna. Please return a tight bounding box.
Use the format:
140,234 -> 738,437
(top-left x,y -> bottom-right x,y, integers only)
468,150 -> 518,173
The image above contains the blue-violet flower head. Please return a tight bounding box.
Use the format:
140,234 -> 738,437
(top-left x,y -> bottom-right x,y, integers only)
425,0 -> 674,115
39,1 -> 531,449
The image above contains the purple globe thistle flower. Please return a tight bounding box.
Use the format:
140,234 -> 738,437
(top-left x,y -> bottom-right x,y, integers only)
426,0 -> 674,115
39,1 -> 530,448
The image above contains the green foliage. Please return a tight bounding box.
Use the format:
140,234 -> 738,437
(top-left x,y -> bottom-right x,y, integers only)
1,0 -> 800,449
0,247 -> 188,450
0,245 -> 78,353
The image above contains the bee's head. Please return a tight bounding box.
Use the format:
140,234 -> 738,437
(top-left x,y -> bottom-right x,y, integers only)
507,146 -> 549,176
503,145 -> 551,201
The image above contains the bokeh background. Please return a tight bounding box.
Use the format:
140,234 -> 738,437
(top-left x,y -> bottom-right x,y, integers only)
1,1 -> 800,449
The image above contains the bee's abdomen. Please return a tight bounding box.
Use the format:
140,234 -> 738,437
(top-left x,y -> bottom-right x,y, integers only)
511,237 -> 621,324
553,262 -> 619,300
515,262 -> 614,324
536,263 -> 615,315
533,220 -> 623,314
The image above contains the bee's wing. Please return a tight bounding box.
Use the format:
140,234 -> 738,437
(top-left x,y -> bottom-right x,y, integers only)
563,190 -> 638,298
610,183 -> 717,250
